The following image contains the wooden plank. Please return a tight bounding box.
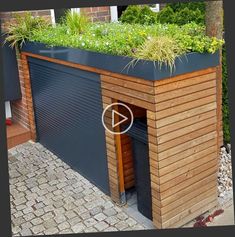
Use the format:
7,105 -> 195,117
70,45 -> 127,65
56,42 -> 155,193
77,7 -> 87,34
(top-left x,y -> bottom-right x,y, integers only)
108,162 -> 118,173
160,185 -> 217,221
159,158 -> 217,189
158,138 -> 217,168
101,82 -> 155,103
102,89 -> 155,111
159,164 -> 217,196
125,182 -> 135,188
149,158 -> 159,170
147,118 -> 157,129
156,80 -> 216,103
102,75 -> 155,94
155,68 -> 216,86
123,168 -> 134,177
108,170 -> 119,181
155,72 -> 216,94
147,111 -> 157,120
124,175 -> 135,183
102,96 -> 112,104
156,87 -> 216,111
148,134 -> 158,145
106,143 -> 116,153
158,131 -> 217,160
106,148 -> 116,158
158,152 -> 217,184
157,110 -> 216,136
161,196 -> 217,228
156,95 -> 216,120
158,117 -> 216,145
159,145 -> 217,176
158,123 -> 217,152
113,102 -> 125,195
123,163 -> 134,170
157,102 -> 217,128
161,184 -> 217,218
153,170 -> 217,208
166,199 -> 218,228
105,136 -> 116,146
148,127 -> 157,137
159,173 -> 217,208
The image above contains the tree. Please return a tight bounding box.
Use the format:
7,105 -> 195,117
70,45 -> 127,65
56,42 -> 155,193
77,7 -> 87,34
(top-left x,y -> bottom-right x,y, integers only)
205,0 -> 223,39
206,0 -> 225,145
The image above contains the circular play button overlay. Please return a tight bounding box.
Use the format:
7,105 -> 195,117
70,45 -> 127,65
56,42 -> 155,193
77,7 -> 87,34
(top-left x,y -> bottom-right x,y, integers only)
102,103 -> 134,135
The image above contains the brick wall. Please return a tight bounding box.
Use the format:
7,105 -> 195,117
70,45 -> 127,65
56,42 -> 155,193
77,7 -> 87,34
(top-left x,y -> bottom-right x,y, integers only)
0,10 -> 52,32
1,10 -> 52,137
81,7 -> 111,22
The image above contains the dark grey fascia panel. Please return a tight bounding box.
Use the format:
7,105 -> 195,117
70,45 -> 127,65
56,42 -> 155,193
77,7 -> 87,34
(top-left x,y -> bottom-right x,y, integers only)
2,37 -> 22,101
22,41 -> 220,81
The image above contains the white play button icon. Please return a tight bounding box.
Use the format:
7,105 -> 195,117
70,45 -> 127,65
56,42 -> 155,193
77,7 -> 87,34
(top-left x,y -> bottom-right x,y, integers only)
102,103 -> 134,135
112,110 -> 129,128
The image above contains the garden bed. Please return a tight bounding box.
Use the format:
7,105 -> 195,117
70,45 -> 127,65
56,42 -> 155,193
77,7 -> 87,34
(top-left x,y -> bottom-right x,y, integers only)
22,41 -> 220,81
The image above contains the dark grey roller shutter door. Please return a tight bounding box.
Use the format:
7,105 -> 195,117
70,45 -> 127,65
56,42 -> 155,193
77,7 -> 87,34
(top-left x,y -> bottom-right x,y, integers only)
28,57 -> 110,194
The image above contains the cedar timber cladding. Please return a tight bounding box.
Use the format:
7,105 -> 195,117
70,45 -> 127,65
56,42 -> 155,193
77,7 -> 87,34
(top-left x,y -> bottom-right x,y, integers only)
101,67 -> 219,228
20,44 -> 221,228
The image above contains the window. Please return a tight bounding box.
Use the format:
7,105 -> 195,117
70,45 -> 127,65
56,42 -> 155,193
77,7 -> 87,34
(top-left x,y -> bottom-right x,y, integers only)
51,8 -> 80,24
149,4 -> 160,12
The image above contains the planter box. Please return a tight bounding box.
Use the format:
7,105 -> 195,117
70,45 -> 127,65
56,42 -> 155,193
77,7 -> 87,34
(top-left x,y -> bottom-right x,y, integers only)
20,41 -> 221,229
22,41 -> 220,81
2,36 -> 21,101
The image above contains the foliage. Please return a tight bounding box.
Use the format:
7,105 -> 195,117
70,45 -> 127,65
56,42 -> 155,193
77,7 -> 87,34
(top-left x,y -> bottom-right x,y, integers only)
130,36 -> 186,72
157,3 -> 205,25
222,46 -> 230,143
119,5 -> 157,25
5,12 -> 224,71
28,22 -> 223,65
62,10 -> 89,35
167,1 -> 206,13
157,6 -> 175,24
4,12 -> 49,48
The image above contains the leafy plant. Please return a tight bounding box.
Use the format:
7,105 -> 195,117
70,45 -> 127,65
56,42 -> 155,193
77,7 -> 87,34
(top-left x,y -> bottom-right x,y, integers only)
4,12 -> 49,48
157,3 -> 205,25
222,46 -> 230,143
63,10 -> 89,35
29,22 -> 224,60
119,5 -> 157,25
129,35 -> 186,72
167,1 -> 206,13
157,6 -> 175,24
174,7 -> 205,25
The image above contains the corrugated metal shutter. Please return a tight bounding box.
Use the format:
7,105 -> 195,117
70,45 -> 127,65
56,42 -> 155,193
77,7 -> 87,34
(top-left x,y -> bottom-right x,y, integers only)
28,57 -> 110,194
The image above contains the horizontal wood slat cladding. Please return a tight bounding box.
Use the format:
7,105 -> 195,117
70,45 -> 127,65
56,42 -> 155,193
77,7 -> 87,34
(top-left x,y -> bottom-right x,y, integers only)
121,134 -> 135,190
152,67 -> 219,228
23,52 -> 220,229
100,67 -> 219,228
157,110 -> 217,136
155,80 -> 216,103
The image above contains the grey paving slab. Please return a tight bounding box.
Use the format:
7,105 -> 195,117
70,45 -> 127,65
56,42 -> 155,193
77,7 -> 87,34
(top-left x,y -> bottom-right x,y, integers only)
9,142 -> 148,236
9,142 -> 234,236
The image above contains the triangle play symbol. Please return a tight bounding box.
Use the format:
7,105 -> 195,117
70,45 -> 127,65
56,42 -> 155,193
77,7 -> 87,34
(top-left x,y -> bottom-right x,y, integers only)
112,110 -> 128,128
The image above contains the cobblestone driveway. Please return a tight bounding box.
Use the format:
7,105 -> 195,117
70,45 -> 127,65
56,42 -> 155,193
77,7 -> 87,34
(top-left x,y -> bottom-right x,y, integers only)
9,142 -> 149,236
